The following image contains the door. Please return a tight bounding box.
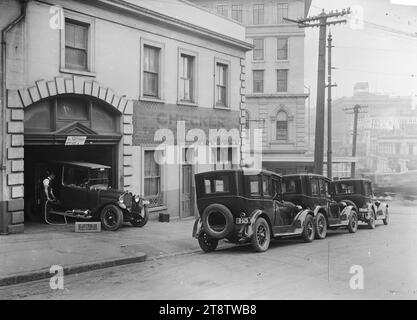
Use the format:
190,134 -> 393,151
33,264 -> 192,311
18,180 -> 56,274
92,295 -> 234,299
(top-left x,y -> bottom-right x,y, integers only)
181,164 -> 194,218
60,165 -> 89,210
320,178 -> 340,223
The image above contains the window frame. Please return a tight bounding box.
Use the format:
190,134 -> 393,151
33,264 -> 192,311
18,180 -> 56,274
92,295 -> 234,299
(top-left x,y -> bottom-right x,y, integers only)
140,38 -> 165,102
277,37 -> 289,61
60,11 -> 96,77
252,38 -> 264,61
252,69 -> 264,93
276,111 -> 288,141
253,4 -> 265,25
177,48 -> 198,106
277,3 -> 289,24
231,4 -> 243,22
277,69 -> 289,92
213,58 -> 231,109
142,148 -> 165,209
216,4 -> 229,18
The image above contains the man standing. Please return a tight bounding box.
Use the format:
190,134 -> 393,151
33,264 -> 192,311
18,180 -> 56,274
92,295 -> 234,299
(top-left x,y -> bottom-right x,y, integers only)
43,171 -> 57,202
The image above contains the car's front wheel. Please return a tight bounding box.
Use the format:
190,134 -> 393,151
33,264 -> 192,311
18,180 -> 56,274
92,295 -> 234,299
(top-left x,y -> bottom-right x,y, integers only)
347,211 -> 358,233
314,213 -> 327,240
100,204 -> 124,231
302,215 -> 315,242
198,232 -> 219,253
251,217 -> 271,252
130,208 -> 149,227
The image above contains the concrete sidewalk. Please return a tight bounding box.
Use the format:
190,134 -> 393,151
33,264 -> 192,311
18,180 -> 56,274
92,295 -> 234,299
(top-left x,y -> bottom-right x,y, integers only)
0,218 -> 199,286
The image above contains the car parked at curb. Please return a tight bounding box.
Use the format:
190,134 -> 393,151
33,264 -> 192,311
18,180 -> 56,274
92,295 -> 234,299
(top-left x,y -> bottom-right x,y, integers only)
25,161 -> 149,231
330,178 -> 389,229
192,169 -> 317,253
282,174 -> 359,239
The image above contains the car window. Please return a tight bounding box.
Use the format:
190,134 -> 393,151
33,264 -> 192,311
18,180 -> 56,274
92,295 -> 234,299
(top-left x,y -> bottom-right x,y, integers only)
282,177 -> 299,194
248,175 -> 261,196
272,179 -> 281,197
262,175 -> 272,197
364,182 -> 372,196
335,182 -> 354,194
320,179 -> 331,198
203,175 -> 231,194
310,178 -> 320,196
63,166 -> 89,187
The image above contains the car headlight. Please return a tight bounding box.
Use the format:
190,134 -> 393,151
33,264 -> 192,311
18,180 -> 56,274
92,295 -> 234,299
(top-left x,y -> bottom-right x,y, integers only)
118,195 -> 124,204
134,195 -> 140,203
296,205 -> 303,211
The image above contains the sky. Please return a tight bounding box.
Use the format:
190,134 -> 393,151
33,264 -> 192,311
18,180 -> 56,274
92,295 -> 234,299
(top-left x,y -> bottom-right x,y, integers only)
304,0 -> 417,101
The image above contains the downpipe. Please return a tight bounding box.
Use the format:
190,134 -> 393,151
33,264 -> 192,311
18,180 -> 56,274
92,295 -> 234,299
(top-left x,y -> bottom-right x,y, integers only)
0,0 -> 27,233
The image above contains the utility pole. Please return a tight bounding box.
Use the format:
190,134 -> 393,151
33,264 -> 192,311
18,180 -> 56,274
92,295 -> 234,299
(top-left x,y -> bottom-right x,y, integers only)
285,8 -> 351,175
344,104 -> 368,177
304,85 -> 311,147
326,31 -> 337,179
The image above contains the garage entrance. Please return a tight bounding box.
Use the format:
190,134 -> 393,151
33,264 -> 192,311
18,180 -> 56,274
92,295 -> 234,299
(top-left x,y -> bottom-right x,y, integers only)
23,94 -> 122,223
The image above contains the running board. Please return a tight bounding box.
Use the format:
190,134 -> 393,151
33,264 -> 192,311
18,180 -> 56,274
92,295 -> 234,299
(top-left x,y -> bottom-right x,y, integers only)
49,210 -> 93,219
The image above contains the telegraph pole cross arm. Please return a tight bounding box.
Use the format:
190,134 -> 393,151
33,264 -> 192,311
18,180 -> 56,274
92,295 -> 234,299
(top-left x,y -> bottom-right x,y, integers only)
284,8 -> 352,176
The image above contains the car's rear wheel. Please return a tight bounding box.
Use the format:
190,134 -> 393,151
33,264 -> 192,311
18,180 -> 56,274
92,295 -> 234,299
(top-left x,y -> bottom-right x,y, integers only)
302,215 -> 315,243
130,208 -> 149,227
314,213 -> 327,239
251,217 -> 271,252
100,204 -> 123,231
201,204 -> 234,239
198,232 -> 219,253
347,211 -> 358,233
383,208 -> 389,225
368,211 -> 376,229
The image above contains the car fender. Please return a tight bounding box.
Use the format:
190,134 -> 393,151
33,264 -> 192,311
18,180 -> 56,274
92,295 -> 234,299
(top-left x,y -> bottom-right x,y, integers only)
192,218 -> 202,238
340,205 -> 356,225
244,209 -> 268,238
313,205 -> 327,217
293,209 -> 314,233
375,202 -> 389,219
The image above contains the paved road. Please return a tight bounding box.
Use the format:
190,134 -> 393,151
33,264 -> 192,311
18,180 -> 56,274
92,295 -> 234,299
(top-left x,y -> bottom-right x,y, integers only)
1,203 -> 417,300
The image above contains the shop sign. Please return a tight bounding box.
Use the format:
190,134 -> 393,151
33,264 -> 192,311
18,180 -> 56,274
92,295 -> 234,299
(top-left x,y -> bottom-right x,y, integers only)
65,136 -> 87,145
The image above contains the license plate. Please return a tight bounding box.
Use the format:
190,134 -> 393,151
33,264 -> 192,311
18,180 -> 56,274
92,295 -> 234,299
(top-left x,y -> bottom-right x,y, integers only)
236,217 -> 249,224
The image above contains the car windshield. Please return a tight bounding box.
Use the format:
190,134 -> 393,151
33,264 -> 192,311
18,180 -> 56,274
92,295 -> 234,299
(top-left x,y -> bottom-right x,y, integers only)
282,177 -> 300,194
89,168 -> 110,190
334,181 -> 355,195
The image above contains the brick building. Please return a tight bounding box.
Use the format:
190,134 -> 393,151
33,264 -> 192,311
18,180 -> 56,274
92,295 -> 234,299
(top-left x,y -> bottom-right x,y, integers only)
0,0 -> 251,234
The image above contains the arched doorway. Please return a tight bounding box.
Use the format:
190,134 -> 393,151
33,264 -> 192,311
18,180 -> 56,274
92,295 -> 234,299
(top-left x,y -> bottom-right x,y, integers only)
24,94 -> 122,213
2,77 -> 134,232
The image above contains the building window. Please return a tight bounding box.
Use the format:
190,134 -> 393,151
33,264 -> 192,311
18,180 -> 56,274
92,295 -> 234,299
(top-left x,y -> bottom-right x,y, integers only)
65,20 -> 89,71
143,45 -> 160,97
253,39 -> 264,60
277,3 -> 289,24
277,69 -> 288,92
217,4 -> 229,17
276,111 -> 288,140
179,54 -> 194,102
253,70 -> 264,93
215,62 -> 228,107
409,143 -> 414,155
231,5 -> 243,22
253,4 -> 264,25
244,110 -> 250,130
277,38 -> 288,60
144,150 -> 162,207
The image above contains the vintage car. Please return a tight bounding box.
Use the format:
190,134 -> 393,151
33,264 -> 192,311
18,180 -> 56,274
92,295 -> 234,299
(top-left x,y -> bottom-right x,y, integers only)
192,169 -> 317,253
25,161 -> 149,231
282,174 -> 358,239
330,178 -> 389,229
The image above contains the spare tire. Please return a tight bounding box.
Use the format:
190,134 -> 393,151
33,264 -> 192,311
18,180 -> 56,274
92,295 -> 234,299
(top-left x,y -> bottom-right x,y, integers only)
201,204 -> 234,239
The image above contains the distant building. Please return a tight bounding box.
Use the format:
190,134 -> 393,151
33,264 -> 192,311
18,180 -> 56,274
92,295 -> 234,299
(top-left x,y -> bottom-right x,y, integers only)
190,0 -> 313,175
332,83 -> 417,174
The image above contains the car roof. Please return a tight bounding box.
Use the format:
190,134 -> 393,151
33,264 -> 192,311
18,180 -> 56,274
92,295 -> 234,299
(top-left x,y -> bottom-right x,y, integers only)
47,160 -> 111,169
196,168 -> 282,178
282,173 -> 331,181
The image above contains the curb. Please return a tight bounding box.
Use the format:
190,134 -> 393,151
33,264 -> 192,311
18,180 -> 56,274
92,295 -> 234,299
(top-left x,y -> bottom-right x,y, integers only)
0,253 -> 147,287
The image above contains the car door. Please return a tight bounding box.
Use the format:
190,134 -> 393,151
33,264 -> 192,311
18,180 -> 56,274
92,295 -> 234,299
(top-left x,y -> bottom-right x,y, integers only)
60,165 -> 89,210
321,178 -> 340,223
272,178 -> 293,226
261,174 -> 275,224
